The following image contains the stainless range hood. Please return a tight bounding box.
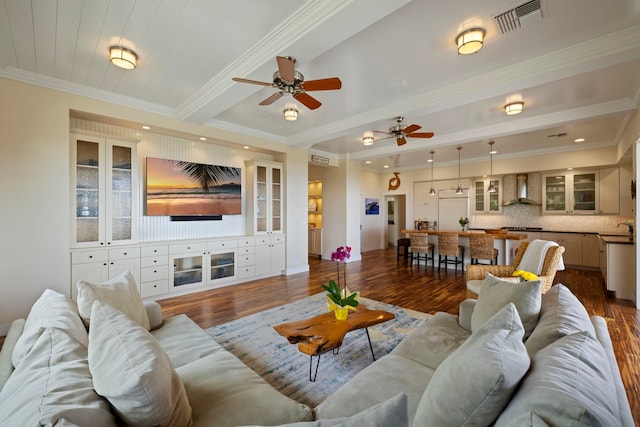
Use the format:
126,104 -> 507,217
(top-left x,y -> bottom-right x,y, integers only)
503,174 -> 541,206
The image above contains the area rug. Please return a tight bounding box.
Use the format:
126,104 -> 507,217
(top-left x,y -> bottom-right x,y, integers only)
205,292 -> 431,407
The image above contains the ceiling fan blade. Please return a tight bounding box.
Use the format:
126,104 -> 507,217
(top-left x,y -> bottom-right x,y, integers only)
259,92 -> 284,106
294,92 -> 322,110
372,130 -> 391,135
232,77 -> 273,87
397,136 -> 407,146
402,124 -> 421,134
301,77 -> 342,91
276,56 -> 296,82
407,132 -> 435,138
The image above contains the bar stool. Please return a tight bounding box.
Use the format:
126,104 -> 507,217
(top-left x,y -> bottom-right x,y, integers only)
437,233 -> 465,273
397,238 -> 410,260
469,234 -> 499,265
408,233 -> 434,268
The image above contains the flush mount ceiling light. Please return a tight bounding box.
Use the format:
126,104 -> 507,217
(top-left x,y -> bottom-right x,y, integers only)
362,131 -> 375,145
455,28 -> 486,55
429,150 -> 436,196
456,146 -> 464,194
283,103 -> 298,121
487,140 -> 497,193
505,101 -> 524,115
109,46 -> 138,70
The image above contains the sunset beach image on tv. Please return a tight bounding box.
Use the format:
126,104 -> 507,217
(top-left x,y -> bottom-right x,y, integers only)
146,157 -> 241,216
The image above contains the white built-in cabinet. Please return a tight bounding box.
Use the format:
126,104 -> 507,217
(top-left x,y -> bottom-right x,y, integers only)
255,235 -> 286,276
245,160 -> 283,235
71,133 -> 138,247
70,247 -> 141,300
473,178 -> 502,213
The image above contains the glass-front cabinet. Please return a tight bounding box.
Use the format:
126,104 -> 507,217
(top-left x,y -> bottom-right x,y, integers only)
473,178 -> 501,213
71,134 -> 138,247
543,171 -> 598,214
246,159 -> 283,235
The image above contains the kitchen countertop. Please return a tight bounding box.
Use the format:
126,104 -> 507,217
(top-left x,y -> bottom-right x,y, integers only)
401,229 -> 527,240
599,235 -> 634,245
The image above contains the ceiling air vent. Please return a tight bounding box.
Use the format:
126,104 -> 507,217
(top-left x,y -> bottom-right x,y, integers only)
495,0 -> 543,34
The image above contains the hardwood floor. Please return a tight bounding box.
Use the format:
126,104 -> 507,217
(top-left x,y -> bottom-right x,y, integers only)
155,247 -> 639,422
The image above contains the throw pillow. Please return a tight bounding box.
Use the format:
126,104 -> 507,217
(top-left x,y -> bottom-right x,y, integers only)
524,283 -> 595,357
471,273 -> 542,338
11,288 -> 88,368
77,270 -> 150,330
414,303 -> 530,426
0,327 -> 116,427
494,331 -> 621,426
240,393 -> 408,427
88,300 -> 192,427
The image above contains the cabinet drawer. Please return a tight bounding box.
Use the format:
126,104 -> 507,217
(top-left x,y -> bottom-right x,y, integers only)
237,246 -> 255,255
207,240 -> 237,251
238,237 -> 256,247
141,265 -> 169,282
255,237 -> 270,246
141,256 -> 169,268
238,254 -> 255,267
238,265 -> 255,279
109,247 -> 141,260
72,250 -> 108,264
169,242 -> 207,254
141,245 -> 168,257
140,280 -> 169,298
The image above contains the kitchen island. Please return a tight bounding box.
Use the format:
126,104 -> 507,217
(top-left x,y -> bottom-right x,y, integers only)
400,229 -> 526,266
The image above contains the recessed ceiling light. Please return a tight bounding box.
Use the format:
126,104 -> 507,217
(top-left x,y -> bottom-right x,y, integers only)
200,137 -> 206,141
243,146 -> 250,150
365,160 -> 372,164
142,125 -> 150,130
574,138 -> 585,142
383,165 -> 389,168
567,167 -> 574,170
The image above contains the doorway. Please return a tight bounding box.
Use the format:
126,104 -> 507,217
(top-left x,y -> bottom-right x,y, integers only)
384,195 -> 406,247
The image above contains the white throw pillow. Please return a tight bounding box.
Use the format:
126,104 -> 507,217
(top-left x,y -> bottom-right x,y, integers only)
471,273 -> 542,338
0,327 -> 116,427
414,303 -> 530,426
12,288 -> 88,368
88,300 -> 192,427
77,270 -> 150,330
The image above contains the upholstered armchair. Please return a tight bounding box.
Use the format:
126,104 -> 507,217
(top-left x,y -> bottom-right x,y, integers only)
466,240 -> 565,298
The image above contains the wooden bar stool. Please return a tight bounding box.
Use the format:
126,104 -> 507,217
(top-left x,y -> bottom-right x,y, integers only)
408,233 -> 434,268
437,233 -> 465,273
469,234 -> 499,265
397,238 -> 410,260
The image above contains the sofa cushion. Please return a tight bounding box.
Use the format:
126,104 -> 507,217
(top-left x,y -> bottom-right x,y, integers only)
391,311 -> 470,370
494,331 -> 621,426
503,411 -> 550,427
241,393 -> 408,427
471,273 -> 542,338
0,327 -> 116,427
77,270 -> 150,330
414,303 -> 530,427
12,288 -> 88,368
525,283 -> 595,357
176,351 -> 313,427
88,300 -> 192,427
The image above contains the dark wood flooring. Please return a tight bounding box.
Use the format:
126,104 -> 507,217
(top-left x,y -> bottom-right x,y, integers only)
157,247 -> 640,423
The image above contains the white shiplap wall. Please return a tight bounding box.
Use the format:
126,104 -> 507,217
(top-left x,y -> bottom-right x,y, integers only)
70,118 -> 272,242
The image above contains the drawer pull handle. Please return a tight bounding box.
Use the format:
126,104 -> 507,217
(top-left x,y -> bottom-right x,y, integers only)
89,255 -> 93,259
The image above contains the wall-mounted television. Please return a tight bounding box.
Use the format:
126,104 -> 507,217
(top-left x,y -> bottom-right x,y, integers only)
145,157 -> 241,217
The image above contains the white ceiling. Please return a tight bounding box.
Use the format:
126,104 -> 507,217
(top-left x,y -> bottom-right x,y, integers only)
1,0 -> 639,171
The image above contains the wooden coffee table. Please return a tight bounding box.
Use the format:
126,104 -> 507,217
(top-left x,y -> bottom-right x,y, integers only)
273,305 -> 395,381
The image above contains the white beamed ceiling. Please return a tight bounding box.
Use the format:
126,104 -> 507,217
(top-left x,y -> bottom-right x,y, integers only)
1,0 -> 639,170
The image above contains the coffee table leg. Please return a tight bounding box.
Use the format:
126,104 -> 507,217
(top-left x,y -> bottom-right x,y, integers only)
365,328 -> 376,361
309,354 -> 321,382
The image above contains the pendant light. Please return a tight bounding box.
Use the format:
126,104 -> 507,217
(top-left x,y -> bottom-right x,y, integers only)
428,150 -> 436,196
455,146 -> 463,194
487,140 -> 497,193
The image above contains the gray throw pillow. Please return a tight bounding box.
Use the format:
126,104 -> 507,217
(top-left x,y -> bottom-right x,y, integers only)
471,273 -> 542,338
414,303 -> 530,426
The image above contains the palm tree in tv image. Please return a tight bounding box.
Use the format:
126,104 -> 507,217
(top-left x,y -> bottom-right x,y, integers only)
173,161 -> 241,192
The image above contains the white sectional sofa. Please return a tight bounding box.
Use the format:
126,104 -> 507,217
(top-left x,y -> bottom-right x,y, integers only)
0,271 -> 634,426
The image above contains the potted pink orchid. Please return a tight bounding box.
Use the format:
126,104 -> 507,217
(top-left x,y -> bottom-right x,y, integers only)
322,245 -> 359,319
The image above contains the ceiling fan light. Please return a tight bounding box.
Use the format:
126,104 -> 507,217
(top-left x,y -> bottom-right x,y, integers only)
109,46 -> 137,70
362,132 -> 374,145
283,104 -> 298,121
456,28 -> 485,55
505,102 -> 524,115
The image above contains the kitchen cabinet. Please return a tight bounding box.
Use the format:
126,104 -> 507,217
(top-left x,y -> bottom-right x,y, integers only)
582,234 -> 600,268
542,171 -> 598,214
598,167 -> 620,214
246,160 -> 283,235
599,236 -> 635,302
71,133 -> 138,248
473,178 -> 502,213
255,235 -> 285,277
540,232 -> 583,266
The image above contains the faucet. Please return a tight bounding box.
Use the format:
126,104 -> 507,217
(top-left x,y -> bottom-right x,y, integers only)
618,222 -> 634,236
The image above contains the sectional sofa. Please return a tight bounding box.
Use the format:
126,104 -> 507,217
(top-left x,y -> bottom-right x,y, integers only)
0,271 -> 634,426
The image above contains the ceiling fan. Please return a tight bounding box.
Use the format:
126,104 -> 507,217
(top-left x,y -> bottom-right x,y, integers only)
232,56 -> 342,110
372,116 -> 435,146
